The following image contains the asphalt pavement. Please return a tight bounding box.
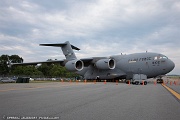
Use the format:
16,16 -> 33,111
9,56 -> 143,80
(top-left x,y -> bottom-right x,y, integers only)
0,82 -> 180,120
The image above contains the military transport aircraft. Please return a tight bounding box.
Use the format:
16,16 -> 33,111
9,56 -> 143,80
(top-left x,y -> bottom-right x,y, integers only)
11,41 -> 175,83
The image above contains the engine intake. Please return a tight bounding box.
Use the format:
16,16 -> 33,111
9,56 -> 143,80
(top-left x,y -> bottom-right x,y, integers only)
95,59 -> 115,70
65,60 -> 84,71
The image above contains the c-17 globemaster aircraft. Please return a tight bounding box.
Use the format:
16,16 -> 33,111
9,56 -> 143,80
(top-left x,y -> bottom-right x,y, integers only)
11,41 -> 175,84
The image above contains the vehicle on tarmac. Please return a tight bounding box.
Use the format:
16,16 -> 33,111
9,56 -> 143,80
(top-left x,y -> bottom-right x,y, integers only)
131,74 -> 148,85
0,78 -> 16,83
29,78 -> 34,81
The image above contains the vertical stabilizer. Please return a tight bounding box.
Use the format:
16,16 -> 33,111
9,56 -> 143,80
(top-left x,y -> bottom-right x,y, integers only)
40,41 -> 80,60
61,41 -> 78,60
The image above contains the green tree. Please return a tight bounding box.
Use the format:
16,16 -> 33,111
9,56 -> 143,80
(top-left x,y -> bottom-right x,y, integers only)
49,64 -> 67,77
37,63 -> 52,76
0,55 -> 9,75
0,54 -> 23,75
10,55 -> 23,63
11,66 -> 43,77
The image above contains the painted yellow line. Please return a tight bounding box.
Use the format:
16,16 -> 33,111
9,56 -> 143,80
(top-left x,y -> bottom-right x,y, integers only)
162,84 -> 180,100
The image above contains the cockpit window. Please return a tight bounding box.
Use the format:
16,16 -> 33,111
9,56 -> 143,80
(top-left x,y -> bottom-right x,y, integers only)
154,56 -> 158,60
162,56 -> 168,59
154,55 -> 168,60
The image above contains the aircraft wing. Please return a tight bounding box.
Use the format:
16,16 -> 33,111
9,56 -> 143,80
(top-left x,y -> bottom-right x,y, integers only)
80,58 -> 93,67
80,57 -> 112,67
11,60 -> 65,66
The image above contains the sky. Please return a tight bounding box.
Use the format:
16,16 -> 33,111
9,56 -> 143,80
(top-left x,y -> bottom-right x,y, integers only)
0,0 -> 180,75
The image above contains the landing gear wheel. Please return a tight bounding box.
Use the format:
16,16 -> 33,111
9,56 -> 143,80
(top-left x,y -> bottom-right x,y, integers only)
144,81 -> 147,85
135,81 -> 139,85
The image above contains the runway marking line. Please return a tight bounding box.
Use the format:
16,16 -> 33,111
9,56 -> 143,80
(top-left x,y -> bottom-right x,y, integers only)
0,83 -> 93,92
162,84 -> 180,100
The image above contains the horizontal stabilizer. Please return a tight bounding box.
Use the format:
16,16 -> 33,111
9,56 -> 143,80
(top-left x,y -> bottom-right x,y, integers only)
40,41 -> 79,60
40,43 -> 80,50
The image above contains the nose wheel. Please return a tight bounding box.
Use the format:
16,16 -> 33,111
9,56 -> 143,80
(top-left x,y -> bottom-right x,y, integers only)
157,79 -> 163,83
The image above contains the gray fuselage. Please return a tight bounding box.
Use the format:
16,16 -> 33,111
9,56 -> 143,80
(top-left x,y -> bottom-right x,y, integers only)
77,52 -> 175,80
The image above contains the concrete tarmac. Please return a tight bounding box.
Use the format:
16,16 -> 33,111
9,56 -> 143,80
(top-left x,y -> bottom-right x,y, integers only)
0,82 -> 180,120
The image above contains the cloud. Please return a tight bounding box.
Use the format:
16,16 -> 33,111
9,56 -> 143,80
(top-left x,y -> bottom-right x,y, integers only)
0,0 -> 179,74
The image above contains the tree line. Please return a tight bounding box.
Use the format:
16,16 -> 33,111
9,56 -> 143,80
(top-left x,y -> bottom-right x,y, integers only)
0,55 -> 79,78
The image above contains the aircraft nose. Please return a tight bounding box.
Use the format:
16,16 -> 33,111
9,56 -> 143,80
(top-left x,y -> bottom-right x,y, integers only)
168,59 -> 175,71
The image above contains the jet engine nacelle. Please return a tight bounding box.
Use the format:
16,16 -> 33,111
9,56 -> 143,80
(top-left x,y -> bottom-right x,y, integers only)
65,59 -> 84,71
95,59 -> 115,70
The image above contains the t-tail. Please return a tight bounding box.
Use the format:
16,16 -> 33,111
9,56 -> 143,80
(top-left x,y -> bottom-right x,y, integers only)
40,41 -> 80,60
40,41 -> 84,72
